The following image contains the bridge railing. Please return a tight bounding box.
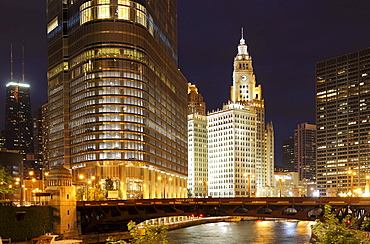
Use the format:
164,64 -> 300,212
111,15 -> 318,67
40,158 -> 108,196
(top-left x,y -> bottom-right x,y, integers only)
77,196 -> 370,207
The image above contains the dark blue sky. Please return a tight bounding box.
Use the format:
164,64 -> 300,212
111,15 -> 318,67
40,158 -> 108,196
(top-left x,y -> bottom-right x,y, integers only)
1,1 -> 370,165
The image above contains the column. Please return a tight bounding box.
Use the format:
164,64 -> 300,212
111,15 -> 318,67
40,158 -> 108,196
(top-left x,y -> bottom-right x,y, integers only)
119,164 -> 127,200
143,167 -> 149,199
149,169 -> 156,198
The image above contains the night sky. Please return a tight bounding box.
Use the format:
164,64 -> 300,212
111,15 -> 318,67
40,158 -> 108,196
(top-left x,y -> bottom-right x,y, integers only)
1,1 -> 370,165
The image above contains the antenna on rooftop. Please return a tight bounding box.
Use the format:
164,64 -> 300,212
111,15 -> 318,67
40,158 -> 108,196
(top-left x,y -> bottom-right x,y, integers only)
22,40 -> 25,82
10,43 -> 14,81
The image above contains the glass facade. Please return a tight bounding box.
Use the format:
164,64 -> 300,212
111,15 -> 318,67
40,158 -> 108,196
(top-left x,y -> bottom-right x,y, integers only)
316,48 -> 370,196
47,0 -> 188,199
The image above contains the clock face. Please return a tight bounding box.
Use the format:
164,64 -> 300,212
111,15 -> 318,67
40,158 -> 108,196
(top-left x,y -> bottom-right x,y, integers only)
241,75 -> 247,81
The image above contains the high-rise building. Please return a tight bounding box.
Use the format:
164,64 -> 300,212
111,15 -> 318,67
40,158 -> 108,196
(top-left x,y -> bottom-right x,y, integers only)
33,106 -> 49,176
207,33 -> 274,197
41,104 -> 49,169
316,48 -> 370,196
188,83 -> 206,115
282,137 -> 296,172
4,81 -> 33,155
33,108 -> 43,159
187,83 -> 208,197
294,123 -> 316,181
46,0 -> 188,199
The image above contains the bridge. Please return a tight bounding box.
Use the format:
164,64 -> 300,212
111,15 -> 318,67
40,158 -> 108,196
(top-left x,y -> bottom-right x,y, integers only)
77,197 -> 370,234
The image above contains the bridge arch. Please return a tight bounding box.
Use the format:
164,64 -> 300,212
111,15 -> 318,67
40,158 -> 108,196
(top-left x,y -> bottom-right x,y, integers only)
77,197 -> 370,234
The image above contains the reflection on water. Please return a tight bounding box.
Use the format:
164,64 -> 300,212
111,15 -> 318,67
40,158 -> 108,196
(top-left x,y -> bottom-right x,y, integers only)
166,219 -> 314,244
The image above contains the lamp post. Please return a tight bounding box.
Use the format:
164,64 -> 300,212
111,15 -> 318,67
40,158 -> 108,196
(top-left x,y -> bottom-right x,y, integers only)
79,174 -> 85,200
91,176 -> 96,200
348,170 -> 356,196
277,178 -> 285,197
366,175 -> 370,197
41,170 -> 49,191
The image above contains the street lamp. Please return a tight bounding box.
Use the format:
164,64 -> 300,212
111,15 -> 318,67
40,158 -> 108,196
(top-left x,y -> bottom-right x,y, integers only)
277,178 -> 285,197
41,171 -> 49,191
348,170 -> 356,196
365,175 -> 370,197
79,174 -> 86,200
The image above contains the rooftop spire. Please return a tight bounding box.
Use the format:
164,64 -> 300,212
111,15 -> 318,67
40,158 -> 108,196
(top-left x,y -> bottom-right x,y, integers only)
10,43 -> 13,81
22,40 -> 25,82
238,28 -> 248,56
240,27 -> 245,45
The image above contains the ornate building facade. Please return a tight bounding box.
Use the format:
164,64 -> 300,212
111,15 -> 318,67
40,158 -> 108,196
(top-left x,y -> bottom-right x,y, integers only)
207,34 -> 274,197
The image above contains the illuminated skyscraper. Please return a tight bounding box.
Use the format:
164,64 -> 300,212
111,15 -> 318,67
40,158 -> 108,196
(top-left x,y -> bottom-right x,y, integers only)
187,83 -> 208,197
294,122 -> 316,181
316,48 -> 370,196
4,81 -> 33,154
188,83 -> 206,115
282,137 -> 296,172
208,33 -> 274,197
46,0 -> 188,199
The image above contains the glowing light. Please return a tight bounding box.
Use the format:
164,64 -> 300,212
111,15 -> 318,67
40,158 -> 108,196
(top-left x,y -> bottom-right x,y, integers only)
6,82 -> 30,88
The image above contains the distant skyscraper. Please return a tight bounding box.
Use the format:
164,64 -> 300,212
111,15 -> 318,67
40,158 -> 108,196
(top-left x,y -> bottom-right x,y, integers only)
4,81 -> 33,154
47,0 -> 188,199
207,33 -> 274,197
316,48 -> 370,196
33,106 -> 49,172
188,83 -> 206,115
187,83 -> 208,197
41,104 -> 49,169
282,137 -> 296,172
294,123 -> 316,181
33,108 -> 42,157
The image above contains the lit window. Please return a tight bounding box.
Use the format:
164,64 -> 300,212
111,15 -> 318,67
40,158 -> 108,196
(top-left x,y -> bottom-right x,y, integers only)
98,5 -> 110,19
116,6 -> 129,20
47,17 -> 58,34
118,0 -> 130,5
80,8 -> 92,25
136,10 -> 146,26
98,0 -> 110,4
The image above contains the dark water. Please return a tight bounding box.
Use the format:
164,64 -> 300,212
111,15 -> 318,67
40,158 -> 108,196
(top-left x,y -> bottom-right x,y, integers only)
166,219 -> 313,244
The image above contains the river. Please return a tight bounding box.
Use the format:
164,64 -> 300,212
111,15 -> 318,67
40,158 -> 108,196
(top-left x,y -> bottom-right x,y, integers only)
166,219 -> 314,244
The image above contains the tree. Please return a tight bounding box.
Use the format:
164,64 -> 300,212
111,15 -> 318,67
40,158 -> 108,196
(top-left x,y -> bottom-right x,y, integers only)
107,221 -> 168,244
309,205 -> 370,244
105,177 -> 114,191
0,167 -> 15,199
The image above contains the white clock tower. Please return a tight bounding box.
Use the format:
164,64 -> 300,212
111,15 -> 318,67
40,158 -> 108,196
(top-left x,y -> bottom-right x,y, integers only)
208,29 -> 274,198
230,30 -> 262,103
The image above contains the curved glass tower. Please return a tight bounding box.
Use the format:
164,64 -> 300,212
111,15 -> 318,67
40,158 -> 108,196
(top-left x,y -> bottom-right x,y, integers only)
47,0 -> 188,199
